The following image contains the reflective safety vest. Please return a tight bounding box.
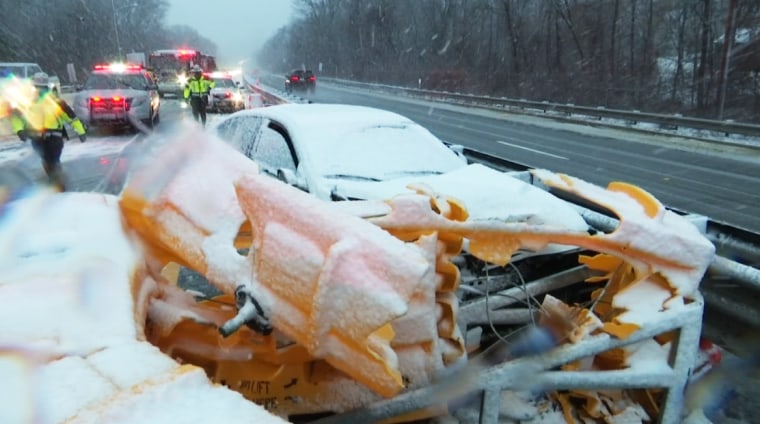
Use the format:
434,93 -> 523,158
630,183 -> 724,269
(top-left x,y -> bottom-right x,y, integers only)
10,95 -> 85,137
183,76 -> 215,99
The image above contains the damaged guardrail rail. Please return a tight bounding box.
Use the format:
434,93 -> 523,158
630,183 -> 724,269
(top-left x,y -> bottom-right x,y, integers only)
464,144 -> 760,328
323,77 -> 760,141
312,148 -> 757,424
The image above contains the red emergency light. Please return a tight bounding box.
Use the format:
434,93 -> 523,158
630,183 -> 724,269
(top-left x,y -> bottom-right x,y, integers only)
93,63 -> 143,72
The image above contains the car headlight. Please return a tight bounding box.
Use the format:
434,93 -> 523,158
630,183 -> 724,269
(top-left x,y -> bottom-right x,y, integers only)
232,92 -> 242,102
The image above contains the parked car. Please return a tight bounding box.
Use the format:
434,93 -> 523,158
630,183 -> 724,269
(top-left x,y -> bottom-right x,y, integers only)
209,103 -> 588,233
208,73 -> 244,113
73,63 -> 160,132
0,62 -> 61,95
284,69 -> 315,94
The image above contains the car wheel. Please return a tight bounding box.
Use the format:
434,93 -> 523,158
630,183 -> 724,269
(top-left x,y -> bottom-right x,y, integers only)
142,110 -> 154,129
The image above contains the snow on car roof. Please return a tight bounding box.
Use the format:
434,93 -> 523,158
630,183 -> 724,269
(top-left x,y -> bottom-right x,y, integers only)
226,103 -> 418,131
217,103 -> 464,178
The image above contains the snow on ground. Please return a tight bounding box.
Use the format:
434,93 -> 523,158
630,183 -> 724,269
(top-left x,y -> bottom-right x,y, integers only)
0,135 -> 134,166
61,135 -> 137,160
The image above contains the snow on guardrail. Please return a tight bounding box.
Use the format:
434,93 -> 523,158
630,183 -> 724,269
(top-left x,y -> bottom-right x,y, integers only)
242,74 -> 312,106
321,77 -> 760,149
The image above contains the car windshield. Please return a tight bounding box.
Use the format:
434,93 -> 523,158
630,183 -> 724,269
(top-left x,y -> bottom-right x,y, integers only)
84,73 -> 146,90
305,124 -> 464,180
213,78 -> 236,88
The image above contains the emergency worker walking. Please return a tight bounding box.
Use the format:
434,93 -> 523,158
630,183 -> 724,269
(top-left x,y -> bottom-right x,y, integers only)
183,65 -> 215,126
10,72 -> 86,191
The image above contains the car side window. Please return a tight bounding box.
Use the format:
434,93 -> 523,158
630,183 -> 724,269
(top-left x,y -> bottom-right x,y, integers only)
215,117 -> 239,139
254,123 -> 296,173
216,116 -> 265,159
142,74 -> 153,89
28,65 -> 42,76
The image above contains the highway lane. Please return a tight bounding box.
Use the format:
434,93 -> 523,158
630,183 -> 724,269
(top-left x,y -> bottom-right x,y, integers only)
304,83 -> 760,233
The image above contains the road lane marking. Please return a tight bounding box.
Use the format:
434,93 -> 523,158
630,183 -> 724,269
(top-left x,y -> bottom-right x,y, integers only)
496,140 -> 568,160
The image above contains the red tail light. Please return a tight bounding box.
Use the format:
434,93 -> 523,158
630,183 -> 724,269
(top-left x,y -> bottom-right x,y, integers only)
89,96 -> 130,110
309,76 -> 316,82
224,92 -> 232,98
290,76 -> 299,82
112,96 -> 127,110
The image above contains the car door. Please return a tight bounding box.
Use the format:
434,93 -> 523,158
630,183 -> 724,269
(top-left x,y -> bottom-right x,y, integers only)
216,116 -> 263,158
252,121 -> 300,185
215,116 -> 301,186
27,64 -> 43,78
143,73 -> 160,113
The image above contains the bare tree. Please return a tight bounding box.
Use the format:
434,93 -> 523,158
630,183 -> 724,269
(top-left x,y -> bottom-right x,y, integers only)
257,0 -> 760,120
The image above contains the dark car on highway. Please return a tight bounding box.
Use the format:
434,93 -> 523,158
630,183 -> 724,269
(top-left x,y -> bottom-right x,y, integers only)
284,69 -> 316,94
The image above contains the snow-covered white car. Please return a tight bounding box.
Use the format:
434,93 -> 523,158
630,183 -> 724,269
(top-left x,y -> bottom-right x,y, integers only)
210,103 -> 588,232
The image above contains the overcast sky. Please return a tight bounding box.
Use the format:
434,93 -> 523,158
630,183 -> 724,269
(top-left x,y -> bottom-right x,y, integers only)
165,0 -> 296,68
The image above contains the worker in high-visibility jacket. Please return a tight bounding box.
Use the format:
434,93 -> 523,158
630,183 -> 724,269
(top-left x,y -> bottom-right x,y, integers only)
183,65 -> 215,126
9,72 -> 87,191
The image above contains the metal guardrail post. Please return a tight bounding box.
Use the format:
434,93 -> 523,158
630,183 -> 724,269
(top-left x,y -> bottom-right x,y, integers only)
310,298 -> 704,424
479,389 -> 501,424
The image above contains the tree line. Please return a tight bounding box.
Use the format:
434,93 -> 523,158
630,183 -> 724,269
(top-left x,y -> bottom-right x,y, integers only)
259,0 -> 760,121
0,0 -> 217,84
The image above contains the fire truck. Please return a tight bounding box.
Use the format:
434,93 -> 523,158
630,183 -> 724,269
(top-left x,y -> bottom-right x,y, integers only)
147,49 -> 217,97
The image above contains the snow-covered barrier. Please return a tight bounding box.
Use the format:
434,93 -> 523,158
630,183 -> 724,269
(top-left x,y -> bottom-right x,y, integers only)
243,75 -> 291,106
0,124 -> 717,423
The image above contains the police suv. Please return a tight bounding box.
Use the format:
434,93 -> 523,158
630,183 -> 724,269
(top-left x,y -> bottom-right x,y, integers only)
73,63 -> 160,132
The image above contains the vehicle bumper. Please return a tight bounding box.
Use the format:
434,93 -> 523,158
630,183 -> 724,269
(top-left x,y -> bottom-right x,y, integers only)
209,98 -> 243,111
158,82 -> 183,95
75,102 -> 152,127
